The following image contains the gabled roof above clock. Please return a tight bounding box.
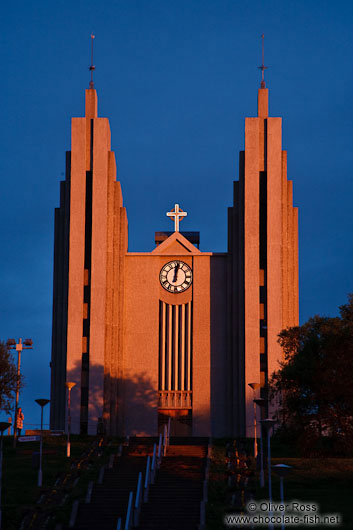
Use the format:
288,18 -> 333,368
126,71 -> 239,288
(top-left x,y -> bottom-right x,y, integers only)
155,231 -> 200,248
151,231 -> 202,255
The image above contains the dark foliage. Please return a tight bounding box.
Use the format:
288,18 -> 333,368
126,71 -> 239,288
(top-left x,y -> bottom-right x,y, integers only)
270,293 -> 353,456
0,341 -> 23,413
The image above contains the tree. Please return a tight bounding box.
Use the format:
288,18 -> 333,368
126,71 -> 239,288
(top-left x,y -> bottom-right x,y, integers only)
270,293 -> 353,455
0,341 -> 23,414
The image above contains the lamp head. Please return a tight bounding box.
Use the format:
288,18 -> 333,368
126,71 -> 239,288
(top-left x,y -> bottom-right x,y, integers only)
260,418 -> 276,431
6,339 -> 16,347
272,463 -> 293,478
254,398 -> 267,407
248,382 -> 261,391
0,422 -> 12,433
23,339 -> 33,347
35,399 -> 50,407
65,382 -> 76,390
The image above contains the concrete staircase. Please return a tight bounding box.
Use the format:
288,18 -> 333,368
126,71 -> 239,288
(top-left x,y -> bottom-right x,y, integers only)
66,437 -> 207,530
139,439 -> 208,530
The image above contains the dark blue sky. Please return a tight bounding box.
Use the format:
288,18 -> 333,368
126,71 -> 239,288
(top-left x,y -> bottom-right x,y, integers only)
1,0 -> 352,429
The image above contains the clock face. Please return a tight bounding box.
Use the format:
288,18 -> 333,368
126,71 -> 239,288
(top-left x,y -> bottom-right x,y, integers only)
160,260 -> 192,293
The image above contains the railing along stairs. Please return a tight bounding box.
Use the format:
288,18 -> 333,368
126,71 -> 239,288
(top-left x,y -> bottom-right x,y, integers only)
117,419 -> 171,530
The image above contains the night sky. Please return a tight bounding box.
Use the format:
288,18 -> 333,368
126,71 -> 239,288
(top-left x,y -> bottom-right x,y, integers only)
1,0 -> 352,430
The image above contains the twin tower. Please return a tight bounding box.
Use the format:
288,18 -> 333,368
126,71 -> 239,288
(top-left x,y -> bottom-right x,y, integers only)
50,84 -> 299,437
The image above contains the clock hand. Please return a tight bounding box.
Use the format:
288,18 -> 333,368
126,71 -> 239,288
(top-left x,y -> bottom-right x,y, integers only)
173,263 -> 180,283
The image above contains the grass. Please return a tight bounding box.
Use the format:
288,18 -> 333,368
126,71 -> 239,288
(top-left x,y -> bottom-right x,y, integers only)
1,434 -> 121,530
206,441 -> 229,530
260,457 -> 353,529
2,435 -> 352,529
207,438 -> 353,529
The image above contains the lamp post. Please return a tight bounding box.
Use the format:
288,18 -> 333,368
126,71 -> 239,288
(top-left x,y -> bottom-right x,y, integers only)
248,382 -> 261,459
35,399 -> 50,487
6,338 -> 33,447
254,398 -> 267,487
261,418 -> 276,530
0,422 -> 11,530
272,464 -> 292,530
65,382 -> 76,457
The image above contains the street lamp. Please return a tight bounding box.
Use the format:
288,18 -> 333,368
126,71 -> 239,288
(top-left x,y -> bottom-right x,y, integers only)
272,464 -> 292,530
35,399 -> 50,487
254,397 -> 267,487
6,338 -> 33,447
261,419 -> 276,514
65,382 -> 76,457
0,422 -> 11,530
248,382 -> 261,459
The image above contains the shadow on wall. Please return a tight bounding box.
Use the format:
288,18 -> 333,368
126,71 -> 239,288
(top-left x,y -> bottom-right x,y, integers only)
58,359 -> 212,437
63,359 -> 158,435
210,256 -> 231,438
123,372 -> 159,436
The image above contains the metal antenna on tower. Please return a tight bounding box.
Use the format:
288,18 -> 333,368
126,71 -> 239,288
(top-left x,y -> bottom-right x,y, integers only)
89,34 -> 95,89
258,34 -> 268,88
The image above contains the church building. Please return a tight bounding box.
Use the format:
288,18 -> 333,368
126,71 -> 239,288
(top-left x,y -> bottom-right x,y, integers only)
50,79 -> 299,437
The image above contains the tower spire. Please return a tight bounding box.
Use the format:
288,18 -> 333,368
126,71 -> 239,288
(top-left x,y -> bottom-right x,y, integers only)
89,34 -> 95,89
258,34 -> 268,89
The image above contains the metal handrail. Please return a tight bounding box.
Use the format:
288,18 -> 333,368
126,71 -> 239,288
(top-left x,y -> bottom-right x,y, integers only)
135,472 -> 142,509
98,465 -> 105,484
163,424 -> 168,456
167,417 -> 171,443
124,491 -> 133,530
157,433 -> 162,467
151,443 -> 157,484
199,500 -> 206,529
143,456 -> 151,502
133,472 -> 143,526
198,441 -> 211,530
85,481 -> 94,503
69,500 -> 79,528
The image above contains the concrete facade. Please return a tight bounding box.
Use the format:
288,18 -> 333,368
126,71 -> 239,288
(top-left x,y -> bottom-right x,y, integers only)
50,85 -> 299,437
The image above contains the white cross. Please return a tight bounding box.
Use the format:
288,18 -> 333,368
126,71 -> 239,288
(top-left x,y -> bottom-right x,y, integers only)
166,204 -> 187,232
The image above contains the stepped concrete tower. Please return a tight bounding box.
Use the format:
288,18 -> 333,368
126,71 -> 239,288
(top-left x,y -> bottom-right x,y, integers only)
50,83 -> 299,437
228,87 -> 299,435
50,89 -> 128,435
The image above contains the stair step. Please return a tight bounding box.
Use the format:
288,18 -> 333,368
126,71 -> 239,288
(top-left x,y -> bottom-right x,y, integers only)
65,438 -> 208,530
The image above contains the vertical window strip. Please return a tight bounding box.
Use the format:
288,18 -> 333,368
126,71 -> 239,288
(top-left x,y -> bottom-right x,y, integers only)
158,301 -> 164,390
184,302 -> 188,391
161,302 -> 166,391
171,305 -> 174,390
174,304 -> 179,391
188,301 -> 192,391
159,302 -> 192,394
164,304 -> 168,389
167,304 -> 172,390
158,301 -> 161,390
178,305 -> 185,390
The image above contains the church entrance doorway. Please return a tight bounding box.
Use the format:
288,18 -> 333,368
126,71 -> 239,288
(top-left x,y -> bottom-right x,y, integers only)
158,409 -> 192,437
